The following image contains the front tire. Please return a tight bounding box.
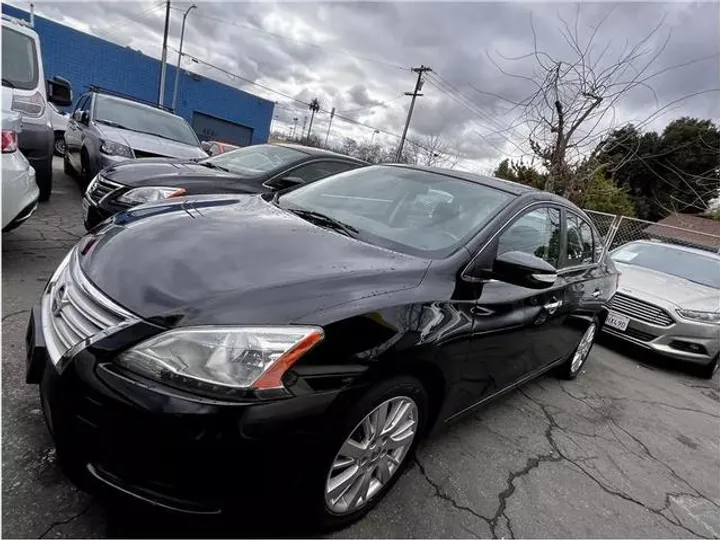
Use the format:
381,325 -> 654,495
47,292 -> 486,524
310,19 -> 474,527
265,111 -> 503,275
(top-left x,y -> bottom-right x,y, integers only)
310,376 -> 428,531
54,132 -> 66,156
557,318 -> 598,380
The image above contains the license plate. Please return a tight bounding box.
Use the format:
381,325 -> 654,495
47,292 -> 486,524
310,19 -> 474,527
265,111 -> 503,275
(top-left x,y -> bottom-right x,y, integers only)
606,311 -> 630,331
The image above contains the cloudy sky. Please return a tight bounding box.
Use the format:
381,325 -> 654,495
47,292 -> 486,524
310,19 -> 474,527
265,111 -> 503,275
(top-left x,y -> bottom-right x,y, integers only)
12,0 -> 720,172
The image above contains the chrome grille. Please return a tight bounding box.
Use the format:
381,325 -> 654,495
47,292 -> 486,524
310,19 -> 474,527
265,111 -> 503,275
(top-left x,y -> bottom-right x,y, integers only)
608,293 -> 674,327
87,176 -> 123,204
42,250 -> 135,364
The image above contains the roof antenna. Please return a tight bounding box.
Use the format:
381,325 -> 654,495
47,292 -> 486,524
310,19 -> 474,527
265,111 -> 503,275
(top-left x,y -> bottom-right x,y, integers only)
29,3 -> 34,27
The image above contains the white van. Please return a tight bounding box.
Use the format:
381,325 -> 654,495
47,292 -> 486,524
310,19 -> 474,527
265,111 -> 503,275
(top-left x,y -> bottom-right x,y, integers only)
1,14 -> 72,201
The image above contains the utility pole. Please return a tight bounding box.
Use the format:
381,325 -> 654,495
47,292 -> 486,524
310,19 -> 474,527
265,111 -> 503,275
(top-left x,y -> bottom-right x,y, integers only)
301,116 -> 307,140
158,0 -> 171,107
171,3 -> 196,112
291,117 -> 298,139
396,65 -> 431,161
324,107 -> 335,147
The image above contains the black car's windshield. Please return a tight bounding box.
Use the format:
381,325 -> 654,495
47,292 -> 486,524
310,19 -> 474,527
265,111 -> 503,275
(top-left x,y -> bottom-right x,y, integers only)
94,95 -> 200,147
201,144 -> 304,177
2,28 -> 38,90
278,166 -> 514,258
612,243 -> 720,289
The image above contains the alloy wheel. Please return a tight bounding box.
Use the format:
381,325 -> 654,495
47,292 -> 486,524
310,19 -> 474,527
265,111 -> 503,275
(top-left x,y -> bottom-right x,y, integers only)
571,322 -> 597,373
325,396 -> 418,515
54,138 -> 66,156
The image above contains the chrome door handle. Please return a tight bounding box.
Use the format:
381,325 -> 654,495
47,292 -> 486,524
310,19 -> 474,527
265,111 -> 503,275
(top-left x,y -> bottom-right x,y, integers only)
592,290 -> 601,298
543,300 -> 562,314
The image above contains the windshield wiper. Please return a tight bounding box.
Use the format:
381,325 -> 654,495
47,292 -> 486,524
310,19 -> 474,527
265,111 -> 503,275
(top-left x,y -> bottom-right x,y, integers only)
287,208 -> 359,237
199,161 -> 230,172
2,78 -> 15,88
96,119 -> 129,129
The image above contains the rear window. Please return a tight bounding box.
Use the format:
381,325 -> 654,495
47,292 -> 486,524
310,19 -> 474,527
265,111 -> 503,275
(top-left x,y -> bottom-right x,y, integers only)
2,27 -> 39,90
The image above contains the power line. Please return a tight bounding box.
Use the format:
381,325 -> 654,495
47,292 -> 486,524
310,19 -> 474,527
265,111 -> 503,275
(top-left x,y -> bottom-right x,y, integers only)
94,3 -> 164,41
168,6 -> 408,72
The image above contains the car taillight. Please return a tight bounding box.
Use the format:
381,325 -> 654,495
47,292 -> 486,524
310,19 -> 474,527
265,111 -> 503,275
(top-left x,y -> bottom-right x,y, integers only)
11,91 -> 46,118
1,130 -> 18,153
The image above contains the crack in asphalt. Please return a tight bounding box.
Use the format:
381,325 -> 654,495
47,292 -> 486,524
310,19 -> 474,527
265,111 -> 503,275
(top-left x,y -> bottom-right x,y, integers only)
2,309 -> 29,322
518,388 -> 713,539
413,455 -> 493,530
558,384 -> 720,508
37,502 -> 94,539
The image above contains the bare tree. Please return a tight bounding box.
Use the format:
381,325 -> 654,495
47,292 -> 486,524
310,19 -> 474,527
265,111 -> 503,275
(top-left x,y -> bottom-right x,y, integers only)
406,134 -> 460,169
483,7 -> 718,197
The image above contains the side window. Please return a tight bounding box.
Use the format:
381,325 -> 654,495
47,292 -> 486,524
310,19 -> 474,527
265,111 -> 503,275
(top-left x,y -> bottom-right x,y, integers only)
73,94 -> 88,114
497,207 -> 562,268
565,214 -> 594,266
288,161 -> 358,184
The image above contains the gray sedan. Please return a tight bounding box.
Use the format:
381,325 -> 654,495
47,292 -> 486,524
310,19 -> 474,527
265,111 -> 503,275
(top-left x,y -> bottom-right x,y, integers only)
63,91 -> 207,185
603,241 -> 719,377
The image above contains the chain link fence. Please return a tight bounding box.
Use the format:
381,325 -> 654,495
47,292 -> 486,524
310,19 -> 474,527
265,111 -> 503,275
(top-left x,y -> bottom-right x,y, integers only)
586,210 -> 720,255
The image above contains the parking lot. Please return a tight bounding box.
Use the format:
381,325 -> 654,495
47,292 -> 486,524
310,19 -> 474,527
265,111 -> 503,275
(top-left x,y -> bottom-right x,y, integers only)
2,160 -> 719,539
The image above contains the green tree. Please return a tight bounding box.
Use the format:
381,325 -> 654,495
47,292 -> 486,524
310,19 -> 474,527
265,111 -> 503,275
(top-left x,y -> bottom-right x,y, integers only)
492,159 -> 546,189
578,170 -> 636,217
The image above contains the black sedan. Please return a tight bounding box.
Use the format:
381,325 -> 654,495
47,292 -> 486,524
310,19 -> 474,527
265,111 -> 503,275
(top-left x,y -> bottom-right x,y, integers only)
27,165 -> 617,530
81,143 -> 366,230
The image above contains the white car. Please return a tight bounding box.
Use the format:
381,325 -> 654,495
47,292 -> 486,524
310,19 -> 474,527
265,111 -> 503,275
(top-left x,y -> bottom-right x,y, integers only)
49,102 -> 68,156
2,110 -> 39,231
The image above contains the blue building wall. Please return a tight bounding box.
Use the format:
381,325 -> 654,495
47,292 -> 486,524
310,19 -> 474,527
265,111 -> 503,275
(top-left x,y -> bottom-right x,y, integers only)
2,5 -> 274,145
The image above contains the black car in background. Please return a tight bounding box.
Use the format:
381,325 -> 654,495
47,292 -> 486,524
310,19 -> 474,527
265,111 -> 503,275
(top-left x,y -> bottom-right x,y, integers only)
82,143 -> 366,230
27,165 -> 617,530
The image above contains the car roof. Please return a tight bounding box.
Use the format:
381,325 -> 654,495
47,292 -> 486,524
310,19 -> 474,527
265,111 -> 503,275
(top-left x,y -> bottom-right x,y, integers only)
383,164 -> 538,196
618,240 -> 720,259
1,15 -> 38,38
274,143 -> 367,164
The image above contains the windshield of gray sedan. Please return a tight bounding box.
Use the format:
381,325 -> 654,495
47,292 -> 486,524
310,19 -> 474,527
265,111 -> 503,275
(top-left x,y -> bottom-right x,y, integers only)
94,95 -> 200,147
203,144 -> 305,177
612,243 -> 720,289
278,166 -> 513,257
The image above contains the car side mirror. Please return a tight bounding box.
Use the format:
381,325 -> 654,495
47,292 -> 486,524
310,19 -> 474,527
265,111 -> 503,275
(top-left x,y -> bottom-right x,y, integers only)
269,175 -> 304,190
493,251 -> 557,289
47,76 -> 72,107
73,110 -> 88,124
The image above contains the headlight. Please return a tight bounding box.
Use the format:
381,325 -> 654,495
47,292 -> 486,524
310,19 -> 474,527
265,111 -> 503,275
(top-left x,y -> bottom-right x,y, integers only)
116,186 -> 187,205
676,309 -> 720,324
100,140 -> 133,158
116,326 -> 324,394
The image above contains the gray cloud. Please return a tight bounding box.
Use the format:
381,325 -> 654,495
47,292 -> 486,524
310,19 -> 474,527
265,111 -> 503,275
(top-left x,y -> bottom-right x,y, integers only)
18,1 -> 719,170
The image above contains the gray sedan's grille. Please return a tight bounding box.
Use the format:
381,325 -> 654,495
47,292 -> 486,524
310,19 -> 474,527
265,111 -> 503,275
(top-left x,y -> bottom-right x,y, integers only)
608,293 -> 674,327
88,176 -> 123,204
42,252 -> 133,363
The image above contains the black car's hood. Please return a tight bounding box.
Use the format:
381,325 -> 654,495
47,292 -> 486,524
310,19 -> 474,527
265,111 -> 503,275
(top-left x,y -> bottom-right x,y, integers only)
101,158 -> 265,194
79,195 -> 430,325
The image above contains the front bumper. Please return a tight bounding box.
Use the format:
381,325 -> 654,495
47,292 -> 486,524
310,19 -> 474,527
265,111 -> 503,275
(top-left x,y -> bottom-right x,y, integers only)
82,197 -> 114,231
26,305 -> 339,515
602,312 -> 719,365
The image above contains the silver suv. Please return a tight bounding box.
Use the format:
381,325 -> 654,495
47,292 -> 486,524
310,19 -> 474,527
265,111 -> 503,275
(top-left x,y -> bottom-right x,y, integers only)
2,15 -> 73,200
63,89 -> 207,185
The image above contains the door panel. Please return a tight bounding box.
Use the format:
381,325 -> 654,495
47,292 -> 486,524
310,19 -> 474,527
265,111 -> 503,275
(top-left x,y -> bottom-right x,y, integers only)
458,205 -> 570,410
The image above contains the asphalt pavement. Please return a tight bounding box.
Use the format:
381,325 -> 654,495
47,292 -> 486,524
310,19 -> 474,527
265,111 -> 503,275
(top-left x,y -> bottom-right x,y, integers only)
2,159 -> 719,538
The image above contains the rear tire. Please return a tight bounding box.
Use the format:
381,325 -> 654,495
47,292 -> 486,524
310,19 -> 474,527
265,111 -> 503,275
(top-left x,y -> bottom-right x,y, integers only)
306,376 -> 428,531
557,318 -> 598,380
34,157 -> 53,202
63,152 -> 73,176
80,150 -> 92,188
